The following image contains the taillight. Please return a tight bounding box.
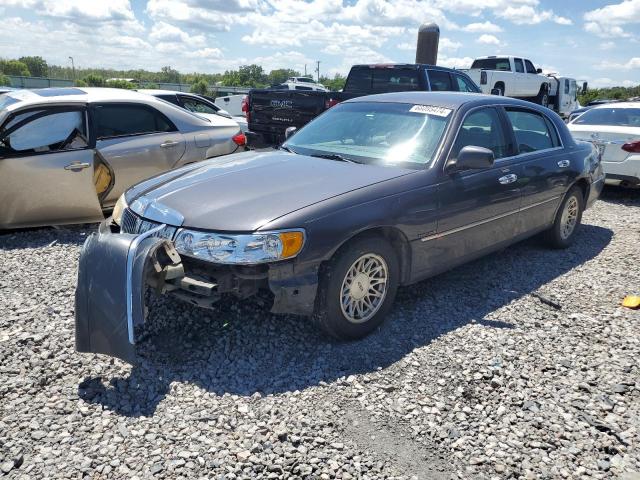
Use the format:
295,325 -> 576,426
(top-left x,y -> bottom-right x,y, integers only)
325,98 -> 339,109
241,95 -> 250,123
232,132 -> 246,146
480,71 -> 487,85
622,140 -> 640,153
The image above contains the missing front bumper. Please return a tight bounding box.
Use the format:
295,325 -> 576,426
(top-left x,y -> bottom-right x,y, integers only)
75,228 -> 182,363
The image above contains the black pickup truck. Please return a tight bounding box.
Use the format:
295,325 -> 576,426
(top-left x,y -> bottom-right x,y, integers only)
245,63 -> 481,146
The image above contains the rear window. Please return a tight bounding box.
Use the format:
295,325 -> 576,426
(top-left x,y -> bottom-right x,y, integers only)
345,68 -> 420,93
573,107 -> 640,127
470,58 -> 511,71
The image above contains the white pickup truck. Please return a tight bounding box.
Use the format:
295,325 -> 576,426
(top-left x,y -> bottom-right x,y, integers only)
464,56 -> 552,106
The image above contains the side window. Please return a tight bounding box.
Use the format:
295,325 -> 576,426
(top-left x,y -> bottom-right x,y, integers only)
524,60 -> 537,74
344,69 -> 372,92
0,109 -> 88,155
514,59 -> 525,73
453,75 -> 477,92
94,104 -> 175,139
428,70 -> 453,91
451,108 -> 511,160
564,80 -> 570,94
506,109 -> 555,153
158,94 -> 180,106
180,97 -> 217,114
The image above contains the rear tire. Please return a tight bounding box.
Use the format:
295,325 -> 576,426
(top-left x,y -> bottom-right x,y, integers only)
494,84 -> 504,96
314,236 -> 399,340
543,186 -> 584,248
536,87 -> 549,108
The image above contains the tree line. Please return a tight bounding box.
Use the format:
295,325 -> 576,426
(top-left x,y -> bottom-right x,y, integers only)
0,56 -> 347,92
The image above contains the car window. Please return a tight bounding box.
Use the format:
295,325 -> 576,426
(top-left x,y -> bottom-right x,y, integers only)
344,69 -> 373,92
180,96 -> 217,114
0,110 -> 87,155
573,107 -> 640,127
372,69 -> 420,93
524,60 -> 537,74
470,58 -> 511,71
514,59 -> 525,73
506,109 -> 555,153
564,80 -> 570,95
294,86 -> 313,91
451,108 -> 510,160
453,75 -> 478,92
158,94 -> 180,106
428,70 -> 453,91
94,104 -> 175,139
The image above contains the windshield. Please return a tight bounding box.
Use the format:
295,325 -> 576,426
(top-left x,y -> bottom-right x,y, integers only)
283,102 -> 451,168
573,107 -> 640,127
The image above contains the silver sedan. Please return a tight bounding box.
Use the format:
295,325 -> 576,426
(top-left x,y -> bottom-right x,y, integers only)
0,87 -> 246,229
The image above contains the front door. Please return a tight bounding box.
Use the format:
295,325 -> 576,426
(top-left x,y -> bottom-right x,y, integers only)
91,103 -> 186,206
422,107 -> 522,274
0,107 -> 103,228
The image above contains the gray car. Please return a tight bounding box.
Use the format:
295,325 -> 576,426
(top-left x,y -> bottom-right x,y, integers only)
0,87 -> 244,229
75,92 -> 604,363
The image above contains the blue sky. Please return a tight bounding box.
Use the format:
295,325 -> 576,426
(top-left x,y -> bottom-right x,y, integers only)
0,0 -> 639,88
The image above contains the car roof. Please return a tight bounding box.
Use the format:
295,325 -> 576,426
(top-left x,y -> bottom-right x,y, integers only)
1,87 -> 174,114
591,101 -> 639,109
349,63 -> 467,74
137,89 -> 187,96
345,91 -> 536,110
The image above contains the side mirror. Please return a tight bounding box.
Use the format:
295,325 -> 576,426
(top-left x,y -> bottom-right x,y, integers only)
582,81 -> 588,93
536,68 -> 543,74
285,126 -> 297,139
490,88 -> 502,96
448,146 -> 495,172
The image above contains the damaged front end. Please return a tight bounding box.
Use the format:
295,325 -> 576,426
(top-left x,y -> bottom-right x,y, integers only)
75,223 -> 183,363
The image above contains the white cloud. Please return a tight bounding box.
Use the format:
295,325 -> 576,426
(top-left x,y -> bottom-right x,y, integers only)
496,5 -> 572,25
590,77 -> 638,88
600,41 -> 616,51
462,21 -> 503,33
596,57 -> 640,71
583,0 -> 640,38
398,37 -> 460,52
478,34 -> 500,45
437,55 -> 473,69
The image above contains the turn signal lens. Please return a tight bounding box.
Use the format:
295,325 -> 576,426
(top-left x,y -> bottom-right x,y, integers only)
279,231 -> 305,258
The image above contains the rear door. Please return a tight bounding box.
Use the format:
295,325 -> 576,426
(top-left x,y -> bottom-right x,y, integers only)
0,106 -> 103,228
503,107 -> 569,234
91,102 -> 186,206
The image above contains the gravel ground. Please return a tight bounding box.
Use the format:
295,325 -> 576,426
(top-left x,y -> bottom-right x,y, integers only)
1,188 -> 639,479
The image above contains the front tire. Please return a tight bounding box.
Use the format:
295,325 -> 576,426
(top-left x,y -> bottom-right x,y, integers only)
544,186 -> 584,248
314,236 -> 399,340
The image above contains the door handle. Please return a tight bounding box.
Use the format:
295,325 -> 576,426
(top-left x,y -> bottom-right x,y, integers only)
498,174 -> 518,185
160,140 -> 179,148
64,162 -> 91,171
557,159 -> 570,168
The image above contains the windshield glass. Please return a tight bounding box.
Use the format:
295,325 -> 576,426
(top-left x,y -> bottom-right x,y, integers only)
284,102 -> 451,168
573,107 -> 640,127
470,58 -> 511,71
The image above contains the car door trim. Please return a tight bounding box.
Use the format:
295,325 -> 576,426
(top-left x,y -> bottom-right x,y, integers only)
420,194 -> 561,242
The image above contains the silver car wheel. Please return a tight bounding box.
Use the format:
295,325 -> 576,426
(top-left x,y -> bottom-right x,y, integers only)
340,253 -> 389,324
560,195 -> 579,240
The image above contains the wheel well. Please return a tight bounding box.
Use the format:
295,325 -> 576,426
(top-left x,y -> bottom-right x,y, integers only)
328,227 -> 412,285
494,81 -> 505,91
573,178 -> 589,202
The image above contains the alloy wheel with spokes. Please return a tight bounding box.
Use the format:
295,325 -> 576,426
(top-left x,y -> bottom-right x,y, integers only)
560,196 -> 579,240
340,253 -> 389,324
543,186 -> 583,249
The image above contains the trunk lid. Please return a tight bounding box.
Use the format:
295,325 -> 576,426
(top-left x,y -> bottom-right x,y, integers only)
569,125 -> 640,163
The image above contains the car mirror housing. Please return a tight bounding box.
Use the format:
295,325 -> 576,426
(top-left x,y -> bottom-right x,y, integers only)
449,146 -> 495,172
536,68 -> 543,74
285,126 -> 297,139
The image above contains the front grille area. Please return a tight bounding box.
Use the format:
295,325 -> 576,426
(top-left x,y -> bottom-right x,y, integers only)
120,208 -> 177,240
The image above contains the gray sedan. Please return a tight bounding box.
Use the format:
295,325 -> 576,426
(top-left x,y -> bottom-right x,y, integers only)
0,87 -> 245,229
75,92 -> 604,363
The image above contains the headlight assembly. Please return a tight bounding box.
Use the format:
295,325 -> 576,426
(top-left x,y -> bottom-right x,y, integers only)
174,229 -> 305,264
112,194 -> 128,226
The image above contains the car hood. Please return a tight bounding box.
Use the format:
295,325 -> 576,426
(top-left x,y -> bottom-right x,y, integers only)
129,150 -> 415,231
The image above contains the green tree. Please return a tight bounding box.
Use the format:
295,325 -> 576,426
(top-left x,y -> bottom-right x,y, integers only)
75,79 -> 88,87
0,60 -> 30,76
18,56 -> 48,77
0,74 -> 10,86
105,79 -> 136,89
190,79 -> 209,95
159,66 -> 180,83
268,68 -> 299,86
83,74 -> 105,87
319,73 -> 346,92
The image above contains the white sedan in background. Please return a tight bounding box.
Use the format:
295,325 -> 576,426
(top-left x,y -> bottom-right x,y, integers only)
568,102 -> 640,188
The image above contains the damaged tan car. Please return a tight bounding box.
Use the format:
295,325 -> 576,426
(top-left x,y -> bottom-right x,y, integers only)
0,87 -> 245,229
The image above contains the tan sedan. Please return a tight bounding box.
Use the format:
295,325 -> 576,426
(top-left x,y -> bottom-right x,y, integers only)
0,87 -> 246,229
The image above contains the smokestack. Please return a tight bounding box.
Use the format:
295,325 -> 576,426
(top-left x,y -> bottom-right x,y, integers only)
416,22 -> 439,65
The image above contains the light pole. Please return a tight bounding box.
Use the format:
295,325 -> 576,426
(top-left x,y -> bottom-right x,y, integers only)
68,56 -> 76,83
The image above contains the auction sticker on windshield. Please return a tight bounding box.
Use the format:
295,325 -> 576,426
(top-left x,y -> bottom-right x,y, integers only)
409,105 -> 452,117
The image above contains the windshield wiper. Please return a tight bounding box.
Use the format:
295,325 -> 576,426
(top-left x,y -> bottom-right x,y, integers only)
279,145 -> 295,153
310,153 -> 360,164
